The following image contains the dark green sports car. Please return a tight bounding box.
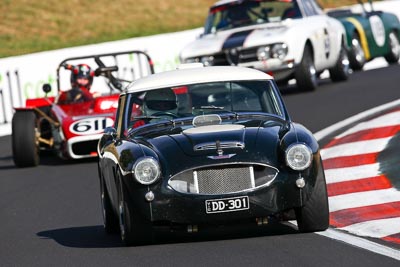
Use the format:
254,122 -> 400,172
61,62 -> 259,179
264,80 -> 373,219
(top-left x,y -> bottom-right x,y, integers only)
328,0 -> 400,70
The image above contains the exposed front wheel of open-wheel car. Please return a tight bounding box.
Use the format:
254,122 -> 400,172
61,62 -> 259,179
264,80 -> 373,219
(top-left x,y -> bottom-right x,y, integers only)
384,31 -> 400,64
117,171 -> 154,246
295,158 -> 329,232
295,45 -> 318,92
12,111 -> 39,167
329,44 -> 350,82
348,32 -> 366,70
100,173 -> 119,234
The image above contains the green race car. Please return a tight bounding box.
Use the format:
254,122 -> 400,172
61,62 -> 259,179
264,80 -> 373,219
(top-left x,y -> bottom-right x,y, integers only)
328,0 -> 400,70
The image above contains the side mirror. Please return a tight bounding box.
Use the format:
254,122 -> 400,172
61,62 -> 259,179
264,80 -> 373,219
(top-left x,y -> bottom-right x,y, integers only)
98,126 -> 117,154
42,83 -> 52,95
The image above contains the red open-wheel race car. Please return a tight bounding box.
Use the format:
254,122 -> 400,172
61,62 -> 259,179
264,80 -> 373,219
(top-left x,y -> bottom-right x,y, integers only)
12,50 -> 154,167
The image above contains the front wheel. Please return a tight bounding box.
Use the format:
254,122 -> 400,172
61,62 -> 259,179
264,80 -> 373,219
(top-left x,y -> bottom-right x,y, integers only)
295,45 -> 318,92
100,174 -> 119,234
117,171 -> 154,246
329,45 -> 350,82
295,158 -> 329,232
384,31 -> 400,64
348,32 -> 366,70
12,111 -> 39,167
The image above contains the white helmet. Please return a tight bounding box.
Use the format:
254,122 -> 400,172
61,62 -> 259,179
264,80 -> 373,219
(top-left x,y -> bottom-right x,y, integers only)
143,88 -> 178,117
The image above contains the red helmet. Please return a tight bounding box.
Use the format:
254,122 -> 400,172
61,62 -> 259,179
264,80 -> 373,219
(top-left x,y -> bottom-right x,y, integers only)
70,64 -> 94,90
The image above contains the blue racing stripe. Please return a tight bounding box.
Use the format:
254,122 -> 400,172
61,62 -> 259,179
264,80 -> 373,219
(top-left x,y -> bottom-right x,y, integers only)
222,30 -> 254,49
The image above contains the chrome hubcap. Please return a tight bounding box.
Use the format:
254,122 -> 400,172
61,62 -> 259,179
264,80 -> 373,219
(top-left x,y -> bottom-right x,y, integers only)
341,51 -> 350,73
389,32 -> 400,57
352,38 -> 365,63
309,64 -> 317,84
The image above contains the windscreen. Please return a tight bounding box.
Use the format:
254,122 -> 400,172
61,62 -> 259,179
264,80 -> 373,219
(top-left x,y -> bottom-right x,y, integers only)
204,0 -> 301,34
123,80 -> 286,131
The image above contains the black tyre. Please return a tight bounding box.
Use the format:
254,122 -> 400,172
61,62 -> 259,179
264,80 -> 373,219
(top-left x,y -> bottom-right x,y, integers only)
117,172 -> 154,246
295,45 -> 318,92
12,111 -> 39,167
295,158 -> 329,232
100,174 -> 119,234
329,44 -> 350,82
348,32 -> 366,70
384,31 -> 400,64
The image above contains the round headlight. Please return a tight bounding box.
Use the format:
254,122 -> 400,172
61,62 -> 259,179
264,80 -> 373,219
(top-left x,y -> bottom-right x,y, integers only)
257,46 -> 270,61
201,56 -> 214,66
285,144 -> 312,171
271,43 -> 288,60
133,157 -> 161,185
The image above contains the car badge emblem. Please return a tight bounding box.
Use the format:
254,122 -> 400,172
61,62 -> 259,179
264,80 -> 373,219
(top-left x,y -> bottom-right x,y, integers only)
207,140 -> 236,160
207,154 -> 236,160
216,140 -> 223,156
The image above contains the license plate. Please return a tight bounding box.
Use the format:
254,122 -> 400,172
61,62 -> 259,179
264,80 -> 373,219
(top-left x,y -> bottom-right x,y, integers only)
205,196 -> 249,214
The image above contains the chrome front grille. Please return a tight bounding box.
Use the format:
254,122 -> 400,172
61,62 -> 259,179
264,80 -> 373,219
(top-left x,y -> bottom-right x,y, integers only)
168,164 -> 278,195
238,48 -> 258,63
195,166 -> 254,194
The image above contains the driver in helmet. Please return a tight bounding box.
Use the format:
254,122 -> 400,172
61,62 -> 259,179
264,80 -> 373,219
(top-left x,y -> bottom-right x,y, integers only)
133,88 -> 178,125
143,88 -> 178,116
58,63 -> 95,104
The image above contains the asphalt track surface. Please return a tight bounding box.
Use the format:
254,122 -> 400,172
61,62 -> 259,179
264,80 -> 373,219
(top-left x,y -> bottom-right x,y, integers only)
1,64 -> 399,266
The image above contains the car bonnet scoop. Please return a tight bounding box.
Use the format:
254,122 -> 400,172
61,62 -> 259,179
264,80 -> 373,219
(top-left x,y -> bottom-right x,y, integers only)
183,113 -> 244,135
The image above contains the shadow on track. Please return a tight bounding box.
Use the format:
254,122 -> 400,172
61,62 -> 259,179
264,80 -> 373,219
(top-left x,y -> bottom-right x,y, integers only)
36,222 -> 299,248
37,225 -> 123,248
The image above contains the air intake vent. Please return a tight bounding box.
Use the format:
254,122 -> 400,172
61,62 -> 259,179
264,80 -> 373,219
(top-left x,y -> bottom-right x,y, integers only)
194,141 -> 245,151
168,164 -> 277,195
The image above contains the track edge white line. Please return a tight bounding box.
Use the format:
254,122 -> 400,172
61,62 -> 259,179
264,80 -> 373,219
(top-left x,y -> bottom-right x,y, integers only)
317,229 -> 400,261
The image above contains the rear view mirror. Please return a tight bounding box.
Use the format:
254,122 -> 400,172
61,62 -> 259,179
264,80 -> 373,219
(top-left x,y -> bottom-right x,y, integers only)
42,83 -> 52,95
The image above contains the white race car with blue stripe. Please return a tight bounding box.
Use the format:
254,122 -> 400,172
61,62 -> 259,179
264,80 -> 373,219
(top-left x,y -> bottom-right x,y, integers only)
180,0 -> 350,91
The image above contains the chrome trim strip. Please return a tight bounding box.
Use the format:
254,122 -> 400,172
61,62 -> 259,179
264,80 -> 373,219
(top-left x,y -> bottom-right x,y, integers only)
249,166 -> 255,188
168,162 -> 279,195
193,171 -> 199,194
194,141 -> 245,151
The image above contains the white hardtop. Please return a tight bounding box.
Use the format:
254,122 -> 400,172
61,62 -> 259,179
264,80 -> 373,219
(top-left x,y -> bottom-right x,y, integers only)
126,66 -> 273,93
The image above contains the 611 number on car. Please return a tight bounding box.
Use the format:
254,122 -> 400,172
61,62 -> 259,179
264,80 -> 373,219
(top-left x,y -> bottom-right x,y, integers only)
69,117 -> 114,135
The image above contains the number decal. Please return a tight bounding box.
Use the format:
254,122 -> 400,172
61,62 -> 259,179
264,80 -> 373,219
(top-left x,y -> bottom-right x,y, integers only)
69,117 -> 114,135
369,15 -> 385,47
324,28 -> 330,59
